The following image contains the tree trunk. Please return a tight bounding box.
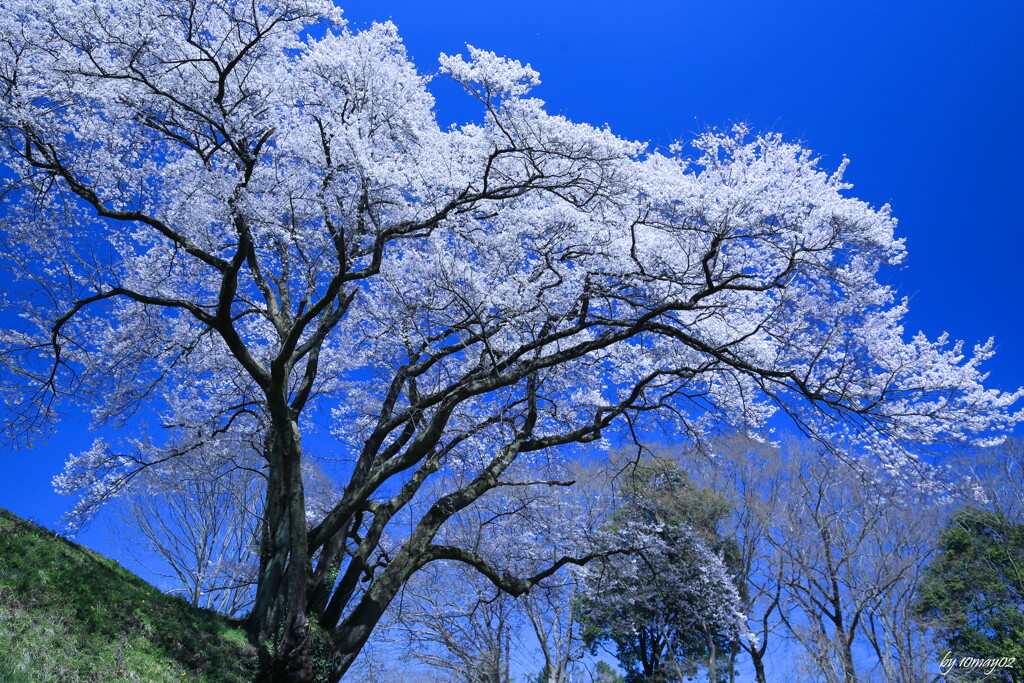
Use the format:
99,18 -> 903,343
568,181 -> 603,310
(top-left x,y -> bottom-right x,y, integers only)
247,420 -> 313,683
751,650 -> 767,683
729,635 -> 738,683
706,629 -> 718,682
840,635 -> 857,683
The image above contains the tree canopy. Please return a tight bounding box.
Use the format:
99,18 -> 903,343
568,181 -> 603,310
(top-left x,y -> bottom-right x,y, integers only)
577,461 -> 740,683
915,507 -> 1024,682
0,0 -> 1020,680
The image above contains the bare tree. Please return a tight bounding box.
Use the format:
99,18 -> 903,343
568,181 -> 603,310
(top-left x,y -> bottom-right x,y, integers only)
768,439 -> 943,683
956,437 -> 1024,523
384,461 -> 612,683
393,562 -> 521,683
113,442 -> 263,617
679,434 -> 947,683
520,573 -> 586,683
859,500 -> 938,683
673,435 -> 787,683
517,465 -> 616,683
112,440 -> 340,618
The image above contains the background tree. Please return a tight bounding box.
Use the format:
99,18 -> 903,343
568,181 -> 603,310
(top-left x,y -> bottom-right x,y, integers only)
520,573 -> 587,683
112,441 -> 264,617
915,507 -> 1024,683
1,0 -> 1019,679
957,437 -> 1024,524
680,434 -> 945,683
857,499 -> 938,683
385,461 -> 610,683
578,460 -> 742,683
513,460 -> 616,683
111,441 -> 339,618
590,661 -> 625,683
673,435 -> 786,683
393,563 -> 521,683
762,439 -> 945,683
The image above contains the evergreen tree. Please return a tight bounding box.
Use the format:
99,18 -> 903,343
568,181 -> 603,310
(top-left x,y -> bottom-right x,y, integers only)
577,461 -> 740,682
915,507 -> 1024,682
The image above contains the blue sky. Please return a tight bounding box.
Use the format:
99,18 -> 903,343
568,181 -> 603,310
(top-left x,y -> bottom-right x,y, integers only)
2,0 -> 1022,600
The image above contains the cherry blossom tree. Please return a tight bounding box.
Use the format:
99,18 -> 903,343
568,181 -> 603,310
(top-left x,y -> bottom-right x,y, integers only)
0,0 -> 1020,679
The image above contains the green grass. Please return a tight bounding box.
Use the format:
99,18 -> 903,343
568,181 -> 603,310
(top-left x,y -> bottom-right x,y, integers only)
0,508 -> 256,682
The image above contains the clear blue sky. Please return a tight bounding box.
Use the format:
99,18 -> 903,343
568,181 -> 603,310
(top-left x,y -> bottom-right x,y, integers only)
2,0 -> 1022,553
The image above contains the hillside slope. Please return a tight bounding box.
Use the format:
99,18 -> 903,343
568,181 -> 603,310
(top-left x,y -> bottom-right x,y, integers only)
0,508 -> 256,682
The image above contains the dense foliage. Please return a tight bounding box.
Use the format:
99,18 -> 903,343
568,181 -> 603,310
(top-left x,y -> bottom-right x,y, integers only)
915,507 -> 1024,682
577,463 -> 740,682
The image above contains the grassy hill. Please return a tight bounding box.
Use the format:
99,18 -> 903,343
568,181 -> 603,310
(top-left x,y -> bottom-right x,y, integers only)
0,508 -> 257,682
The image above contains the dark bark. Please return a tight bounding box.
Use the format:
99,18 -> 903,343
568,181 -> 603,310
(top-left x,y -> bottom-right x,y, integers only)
247,419 -> 313,683
751,652 -> 767,683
